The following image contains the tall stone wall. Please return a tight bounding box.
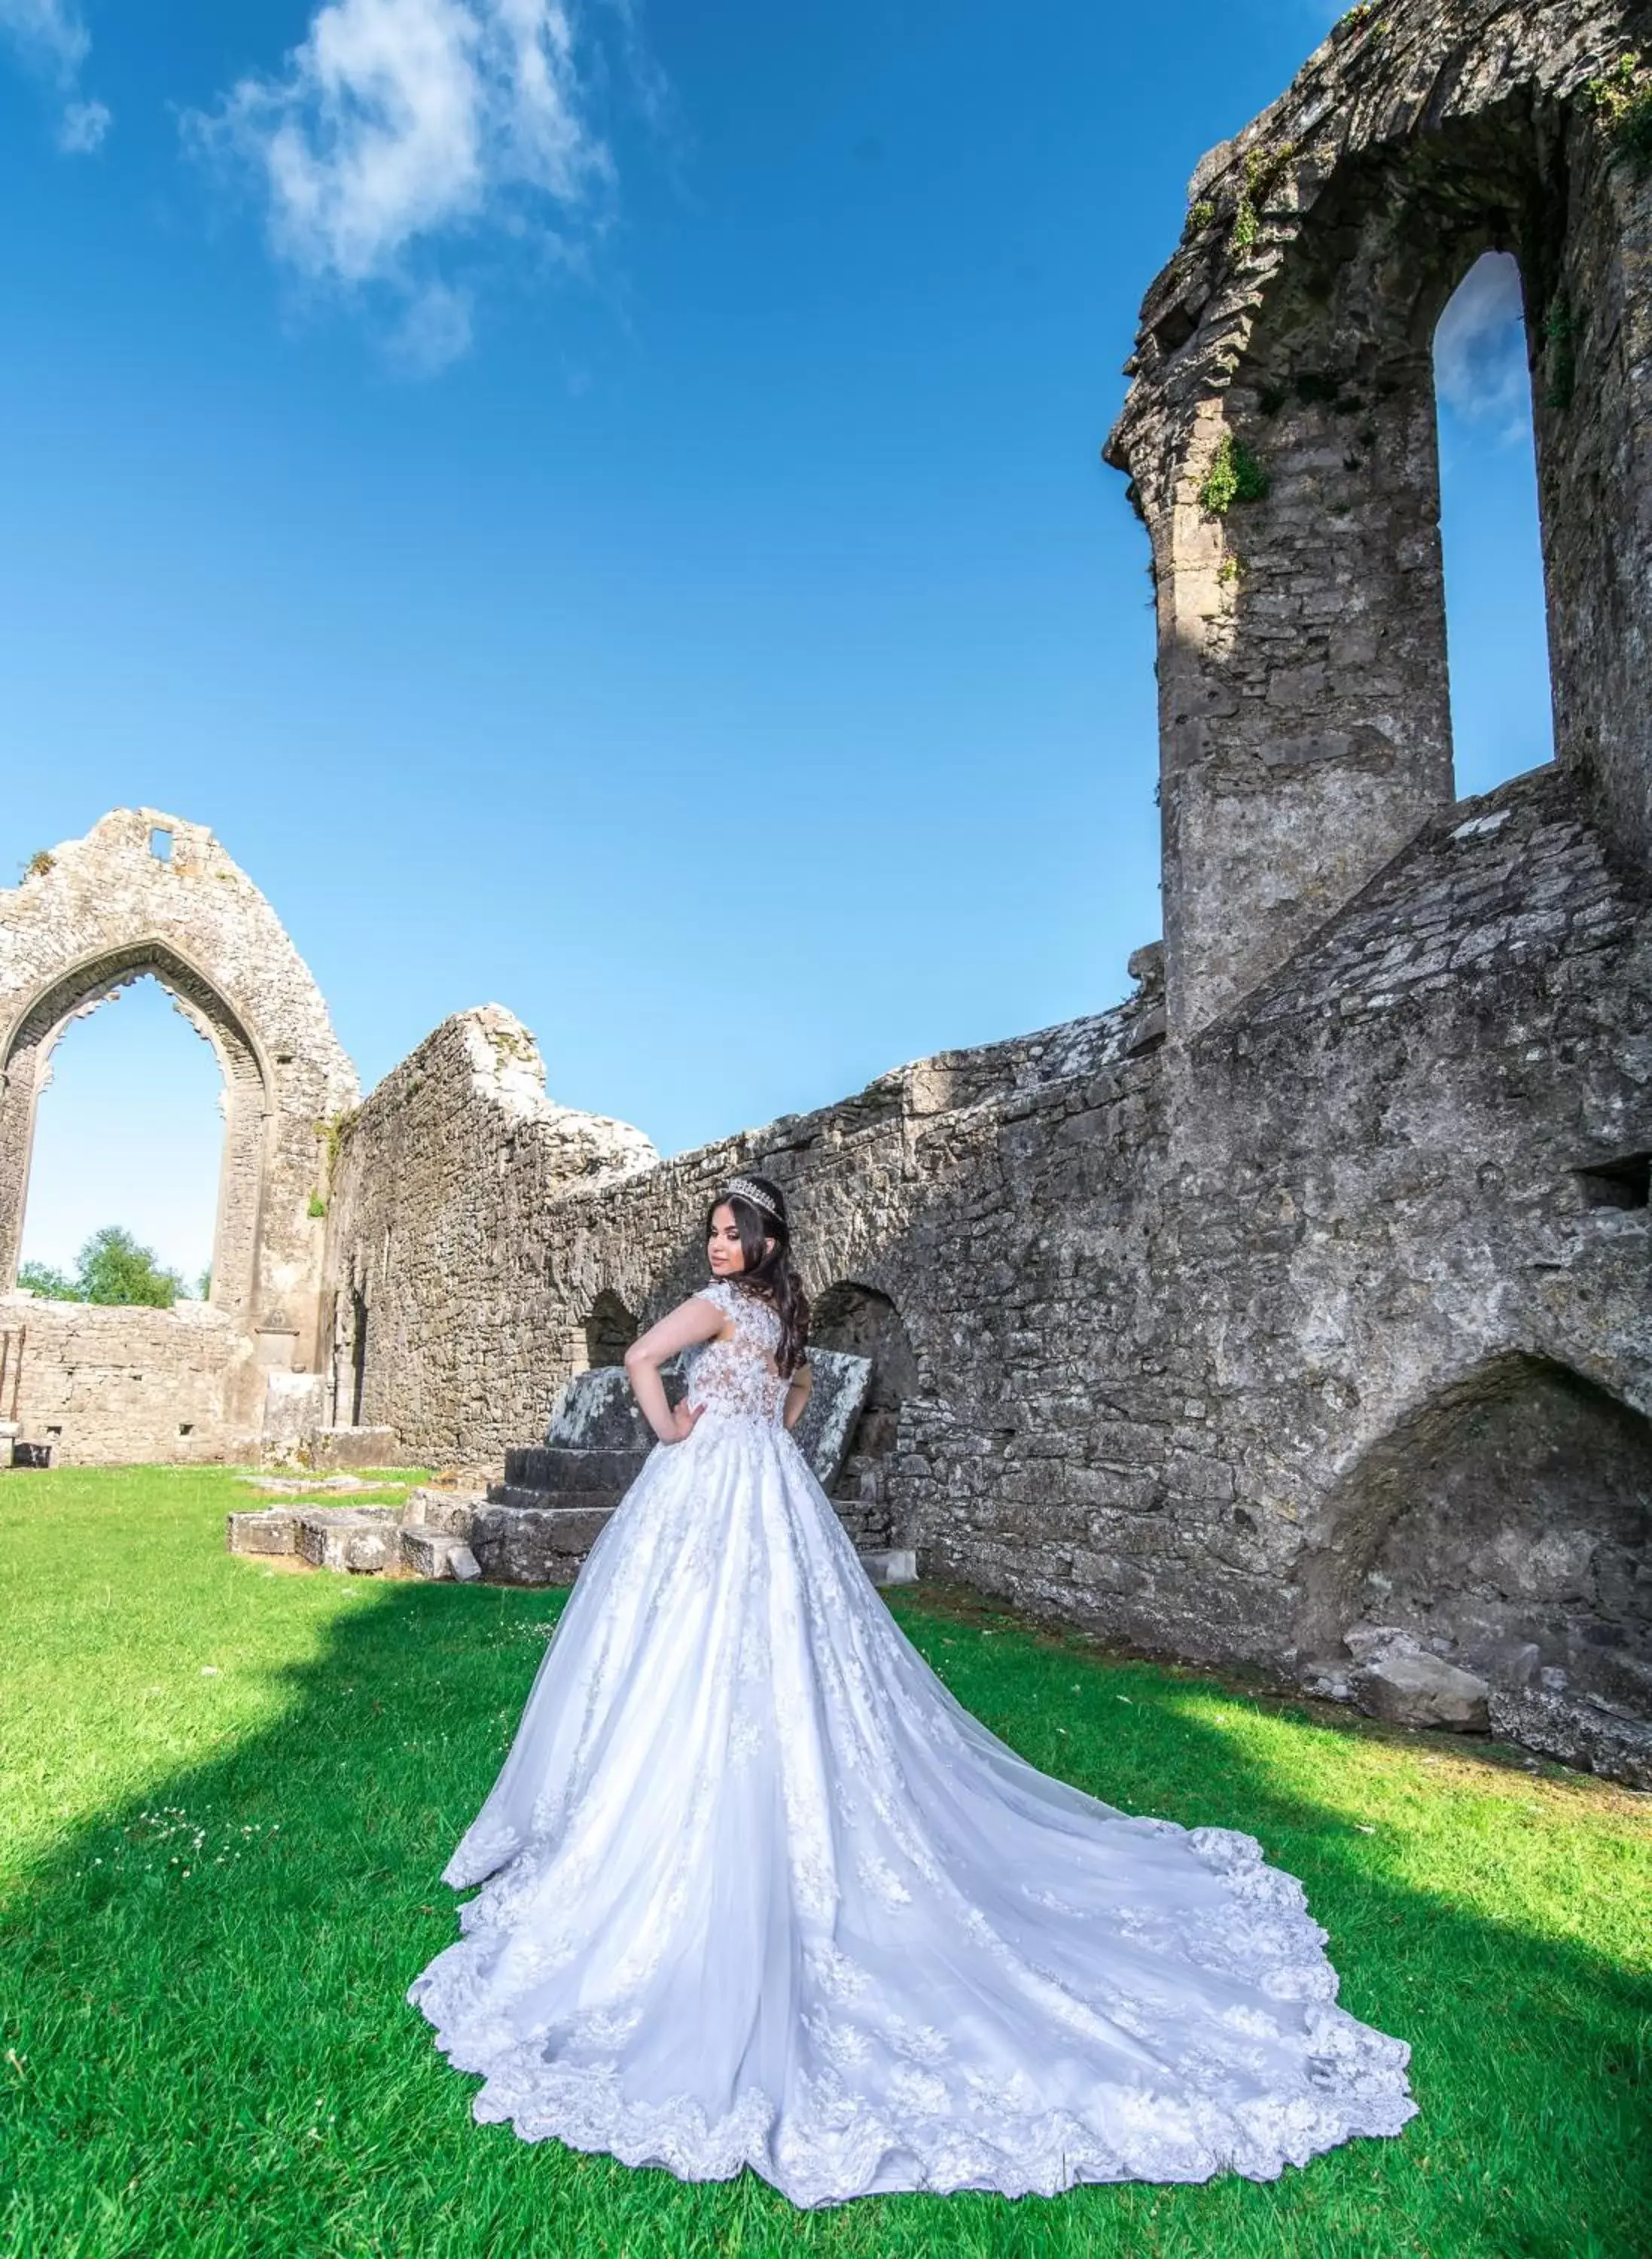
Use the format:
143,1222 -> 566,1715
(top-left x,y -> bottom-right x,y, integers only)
1104,0 -> 1652,1035
329,760 -> 1651,1778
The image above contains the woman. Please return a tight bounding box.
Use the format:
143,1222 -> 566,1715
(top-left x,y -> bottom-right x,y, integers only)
408,1175 -> 1413,2206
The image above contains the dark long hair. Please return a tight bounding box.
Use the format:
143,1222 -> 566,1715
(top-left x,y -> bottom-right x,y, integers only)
704,1175 -> 811,1376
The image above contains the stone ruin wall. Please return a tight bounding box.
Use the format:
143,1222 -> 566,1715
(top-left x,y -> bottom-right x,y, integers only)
0,810 -> 358,1462
2,3 -> 1648,1783
1104,0 -> 1652,1034
0,1299 -> 257,1467
322,0 -> 1652,1784
325,760 -> 1650,1779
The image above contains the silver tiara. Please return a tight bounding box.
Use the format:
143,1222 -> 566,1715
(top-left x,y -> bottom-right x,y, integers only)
724,1175 -> 782,1221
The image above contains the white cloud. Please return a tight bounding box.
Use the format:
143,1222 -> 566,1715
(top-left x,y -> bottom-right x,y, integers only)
0,0 -> 110,152
58,93 -> 108,151
1435,252 -> 1532,436
0,0 -> 87,75
189,0 -> 615,364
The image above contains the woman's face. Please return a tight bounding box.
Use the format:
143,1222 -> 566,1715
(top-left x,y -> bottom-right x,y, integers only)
707,1203 -> 775,1276
708,1203 -> 745,1274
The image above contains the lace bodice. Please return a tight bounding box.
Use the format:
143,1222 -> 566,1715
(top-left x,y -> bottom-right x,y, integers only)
682,1279 -> 790,1426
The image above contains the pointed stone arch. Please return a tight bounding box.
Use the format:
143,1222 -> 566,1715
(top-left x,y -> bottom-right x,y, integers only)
0,810 -> 355,1372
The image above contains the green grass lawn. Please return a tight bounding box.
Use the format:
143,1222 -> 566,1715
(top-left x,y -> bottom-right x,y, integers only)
2,1466 -> 1648,2259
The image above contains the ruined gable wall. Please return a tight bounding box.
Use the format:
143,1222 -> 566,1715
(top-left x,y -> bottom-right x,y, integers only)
0,811 -> 358,1437
1105,0 -> 1652,1035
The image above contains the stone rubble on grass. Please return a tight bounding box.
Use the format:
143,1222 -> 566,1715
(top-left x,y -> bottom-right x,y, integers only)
1340,1624 -> 1491,1733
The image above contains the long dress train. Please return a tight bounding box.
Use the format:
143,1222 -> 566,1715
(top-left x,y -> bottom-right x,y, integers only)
407,1279 -> 1414,2206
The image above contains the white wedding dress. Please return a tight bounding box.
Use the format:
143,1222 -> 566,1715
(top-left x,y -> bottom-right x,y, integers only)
408,1280 -> 1415,2206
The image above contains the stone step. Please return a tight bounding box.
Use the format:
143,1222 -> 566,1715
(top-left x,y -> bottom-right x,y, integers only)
503,1444 -> 650,1494
294,1505 -> 401,1574
400,1485 -> 484,1537
400,1523 -> 482,1582
470,1501 -> 616,1584
227,1506 -> 299,1556
486,1483 -> 629,1514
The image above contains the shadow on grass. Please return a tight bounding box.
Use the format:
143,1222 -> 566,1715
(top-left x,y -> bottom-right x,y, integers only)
2,1564 -> 1647,2259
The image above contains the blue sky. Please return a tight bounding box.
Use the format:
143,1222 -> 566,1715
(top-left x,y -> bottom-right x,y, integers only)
2,1 -> 1553,1281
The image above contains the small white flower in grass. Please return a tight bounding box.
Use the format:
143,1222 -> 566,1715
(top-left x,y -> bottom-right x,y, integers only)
1355,1825 -> 1376,1835
200,1666 -> 221,1677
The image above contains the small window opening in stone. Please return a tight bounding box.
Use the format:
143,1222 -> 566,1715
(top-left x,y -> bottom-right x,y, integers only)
178,1421 -> 194,1437
1433,252 -> 1555,797
1575,1154 -> 1651,1211
45,1423 -> 62,1437
148,827 -> 173,861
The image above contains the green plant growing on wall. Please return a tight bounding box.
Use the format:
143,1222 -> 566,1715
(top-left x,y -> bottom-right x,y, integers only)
1229,142 -> 1297,259
1187,198 -> 1216,232
308,1194 -> 328,1220
1588,52 -> 1652,175
23,850 -> 54,880
1542,294 -> 1577,411
1218,552 -> 1248,587
1199,432 -> 1270,515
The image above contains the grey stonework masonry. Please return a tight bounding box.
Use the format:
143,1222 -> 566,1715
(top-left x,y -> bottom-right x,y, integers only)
10,1 -> 1652,1783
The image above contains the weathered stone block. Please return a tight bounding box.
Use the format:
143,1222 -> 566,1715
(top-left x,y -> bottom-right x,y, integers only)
1487,1689 -> 1652,1792
1351,1651 -> 1490,1733
859,1548 -> 918,1588
310,1426 -> 398,1471
400,1524 -> 481,1581
470,1504 -> 614,1584
227,1507 -> 297,1556
294,1507 -> 400,1573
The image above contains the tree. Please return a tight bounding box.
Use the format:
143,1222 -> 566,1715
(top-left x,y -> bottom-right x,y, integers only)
17,1259 -> 83,1301
18,1227 -> 186,1308
76,1226 -> 186,1308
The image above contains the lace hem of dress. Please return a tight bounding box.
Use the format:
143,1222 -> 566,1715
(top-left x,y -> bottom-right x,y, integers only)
406,1823 -> 1416,2209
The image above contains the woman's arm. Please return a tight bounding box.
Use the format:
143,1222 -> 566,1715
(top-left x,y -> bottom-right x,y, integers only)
623,1294 -> 728,1444
782,1361 -> 812,1433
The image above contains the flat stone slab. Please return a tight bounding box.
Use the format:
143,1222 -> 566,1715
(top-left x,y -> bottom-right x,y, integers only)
1489,1688 -> 1652,1791
239,1474 -> 392,1497
793,1350 -> 873,1490
294,1506 -> 401,1574
227,1507 -> 299,1556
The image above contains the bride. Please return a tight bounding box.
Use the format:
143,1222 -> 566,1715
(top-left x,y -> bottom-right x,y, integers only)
407,1175 -> 1414,2206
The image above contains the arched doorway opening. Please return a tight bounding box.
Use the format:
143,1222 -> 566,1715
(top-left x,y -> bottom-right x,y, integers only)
810,1282 -> 918,1546
1,943 -> 271,1324
1434,251 -> 1556,797
1298,1355 -> 1652,1720
15,973 -> 225,1302
582,1290 -> 639,1370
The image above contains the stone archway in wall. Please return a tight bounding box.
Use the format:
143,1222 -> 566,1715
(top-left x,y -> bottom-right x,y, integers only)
1296,1353 -> 1652,1723
1,942 -> 270,1324
0,810 -> 357,1379
810,1281 -> 919,1547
